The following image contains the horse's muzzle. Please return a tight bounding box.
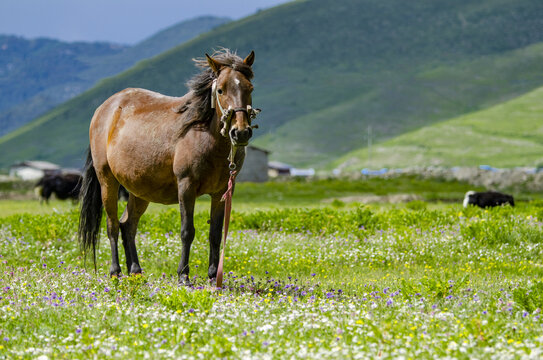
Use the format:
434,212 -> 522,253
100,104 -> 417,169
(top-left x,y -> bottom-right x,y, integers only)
229,127 -> 252,146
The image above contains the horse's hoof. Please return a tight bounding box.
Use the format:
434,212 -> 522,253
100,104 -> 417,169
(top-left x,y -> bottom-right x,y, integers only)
129,263 -> 142,275
109,266 -> 122,278
178,274 -> 191,287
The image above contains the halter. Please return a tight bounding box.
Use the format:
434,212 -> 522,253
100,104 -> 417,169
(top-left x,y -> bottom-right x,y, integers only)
211,79 -> 261,138
211,78 -> 261,168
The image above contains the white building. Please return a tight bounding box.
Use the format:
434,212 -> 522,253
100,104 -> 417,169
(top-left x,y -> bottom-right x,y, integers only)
9,161 -> 60,180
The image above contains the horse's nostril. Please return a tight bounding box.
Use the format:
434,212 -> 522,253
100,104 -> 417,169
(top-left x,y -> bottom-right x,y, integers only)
229,127 -> 252,144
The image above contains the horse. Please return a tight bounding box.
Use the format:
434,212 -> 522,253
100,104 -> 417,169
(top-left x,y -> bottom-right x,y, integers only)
78,49 -> 258,285
35,171 -> 82,203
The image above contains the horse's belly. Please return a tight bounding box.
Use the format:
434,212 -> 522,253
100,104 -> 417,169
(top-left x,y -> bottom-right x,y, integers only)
108,156 -> 179,204
129,180 -> 179,204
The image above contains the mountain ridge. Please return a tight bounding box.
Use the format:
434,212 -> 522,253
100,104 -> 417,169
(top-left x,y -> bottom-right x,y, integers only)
0,16 -> 230,137
1,0 -> 543,169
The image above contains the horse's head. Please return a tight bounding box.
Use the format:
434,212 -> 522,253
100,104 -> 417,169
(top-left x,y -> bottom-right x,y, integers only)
206,51 -> 257,147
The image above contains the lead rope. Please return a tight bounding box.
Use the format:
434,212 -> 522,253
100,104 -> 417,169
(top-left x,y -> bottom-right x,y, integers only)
216,164 -> 237,288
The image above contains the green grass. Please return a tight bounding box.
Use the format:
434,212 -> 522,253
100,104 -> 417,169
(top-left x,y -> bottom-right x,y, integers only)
1,199 -> 543,358
0,176 -> 485,218
333,84 -> 543,170
3,0 -> 543,168
1,178 -> 543,357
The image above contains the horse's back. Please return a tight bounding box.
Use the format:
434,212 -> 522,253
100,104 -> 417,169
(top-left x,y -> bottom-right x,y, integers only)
90,88 -> 190,204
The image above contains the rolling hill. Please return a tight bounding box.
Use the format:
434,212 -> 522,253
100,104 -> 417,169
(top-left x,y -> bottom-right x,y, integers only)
332,85 -> 543,171
0,16 -> 230,137
2,0 -> 543,169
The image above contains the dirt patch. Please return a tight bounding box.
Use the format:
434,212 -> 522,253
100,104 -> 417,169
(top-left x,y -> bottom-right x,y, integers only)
323,193 -> 423,204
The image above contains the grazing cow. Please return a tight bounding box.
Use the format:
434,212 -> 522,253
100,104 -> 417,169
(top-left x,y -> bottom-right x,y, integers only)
35,172 -> 82,203
36,172 -> 130,203
463,190 -> 515,208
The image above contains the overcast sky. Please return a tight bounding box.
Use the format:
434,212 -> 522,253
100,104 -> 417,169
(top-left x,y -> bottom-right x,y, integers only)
0,0 -> 292,44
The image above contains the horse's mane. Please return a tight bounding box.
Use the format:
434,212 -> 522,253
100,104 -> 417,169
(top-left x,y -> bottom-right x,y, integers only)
179,49 -> 254,134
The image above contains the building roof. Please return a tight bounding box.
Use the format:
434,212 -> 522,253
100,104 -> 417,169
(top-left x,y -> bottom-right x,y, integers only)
268,161 -> 292,170
247,145 -> 270,154
10,160 -> 60,171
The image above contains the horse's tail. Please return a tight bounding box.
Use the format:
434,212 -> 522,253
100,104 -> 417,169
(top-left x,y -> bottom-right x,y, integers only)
78,148 -> 103,271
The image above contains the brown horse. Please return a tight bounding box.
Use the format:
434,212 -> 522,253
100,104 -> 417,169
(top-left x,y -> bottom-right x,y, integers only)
78,49 -> 258,284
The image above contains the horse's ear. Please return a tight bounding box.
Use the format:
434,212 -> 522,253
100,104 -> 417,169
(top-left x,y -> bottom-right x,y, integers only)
206,54 -> 223,74
244,51 -> 255,66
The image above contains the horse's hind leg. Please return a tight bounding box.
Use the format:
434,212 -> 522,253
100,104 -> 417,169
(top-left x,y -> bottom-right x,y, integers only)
119,194 -> 149,274
99,176 -> 122,277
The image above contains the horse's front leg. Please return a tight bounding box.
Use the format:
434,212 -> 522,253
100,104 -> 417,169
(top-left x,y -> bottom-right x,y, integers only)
177,179 -> 196,286
208,194 -> 225,281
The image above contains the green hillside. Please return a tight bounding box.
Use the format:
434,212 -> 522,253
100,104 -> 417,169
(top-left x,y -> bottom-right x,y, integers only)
0,16 -> 229,137
2,0 -> 543,168
332,85 -> 543,170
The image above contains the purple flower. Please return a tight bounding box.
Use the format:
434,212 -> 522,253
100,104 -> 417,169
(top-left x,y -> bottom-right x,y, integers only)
76,329 -> 82,334
3,337 -> 9,341
104,287 -> 110,293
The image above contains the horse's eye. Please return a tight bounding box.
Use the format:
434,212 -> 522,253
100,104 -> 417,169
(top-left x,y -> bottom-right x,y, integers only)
217,89 -> 223,95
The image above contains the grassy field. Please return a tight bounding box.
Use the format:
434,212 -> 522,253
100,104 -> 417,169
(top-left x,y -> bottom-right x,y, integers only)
1,178 -> 542,358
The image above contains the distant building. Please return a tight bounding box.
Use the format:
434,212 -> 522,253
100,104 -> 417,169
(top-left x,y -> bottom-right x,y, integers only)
9,160 -> 60,180
267,161 -> 315,178
268,161 -> 292,177
237,146 -> 269,183
290,168 -> 315,177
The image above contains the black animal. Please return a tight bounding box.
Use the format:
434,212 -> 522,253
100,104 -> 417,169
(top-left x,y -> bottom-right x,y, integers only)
35,172 -> 82,203
36,172 -> 130,203
118,185 -> 129,202
463,191 -> 515,208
